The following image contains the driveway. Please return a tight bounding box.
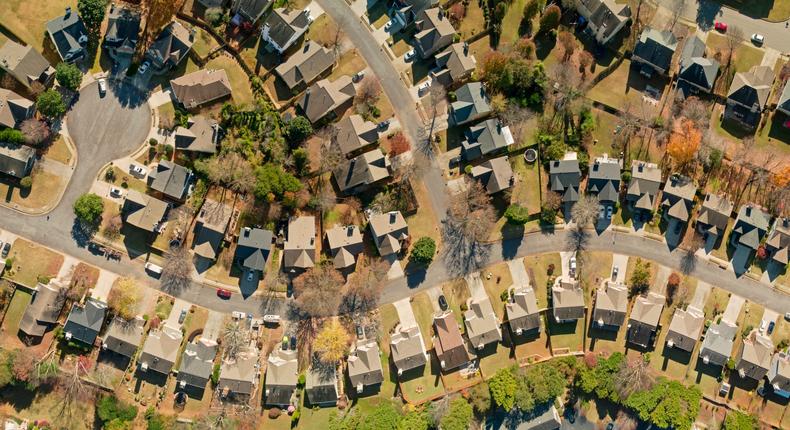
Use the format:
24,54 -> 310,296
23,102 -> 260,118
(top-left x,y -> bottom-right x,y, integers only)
202,310 -> 226,341
653,265 -> 672,295
722,294 -> 745,324
560,251 -> 575,281
91,269 -> 118,303
165,298 -> 192,327
393,297 -> 417,329
690,281 -> 712,309
611,254 -> 629,283
507,259 -> 530,288
464,272 -> 486,300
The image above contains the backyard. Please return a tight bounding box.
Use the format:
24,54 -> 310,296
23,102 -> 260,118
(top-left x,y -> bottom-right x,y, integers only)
0,0 -> 77,58
0,289 -> 32,345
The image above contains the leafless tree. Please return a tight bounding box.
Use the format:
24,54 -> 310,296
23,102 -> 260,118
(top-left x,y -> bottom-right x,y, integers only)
341,259 -> 387,316
615,356 -> 655,400
161,245 -> 192,294
56,357 -> 93,421
680,96 -> 710,130
571,195 -> 600,227
33,350 -> 59,385
500,104 -> 535,147
427,83 -> 447,139
20,119 -> 51,147
668,0 -> 687,29
724,26 -> 745,71
327,27 -> 344,58
221,320 -> 249,360
293,263 -> 344,318
355,76 -> 382,115
442,179 -> 495,275
393,152 -> 430,183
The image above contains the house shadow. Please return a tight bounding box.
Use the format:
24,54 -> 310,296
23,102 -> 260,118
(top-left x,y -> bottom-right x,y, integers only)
97,350 -> 132,371
176,382 -> 208,402
659,344 -> 691,369
691,359 -> 722,384
134,368 -> 169,390
765,260 -> 787,282
730,245 -> 752,277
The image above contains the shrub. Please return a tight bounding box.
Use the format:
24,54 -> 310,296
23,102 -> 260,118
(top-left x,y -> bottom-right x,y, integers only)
464,165 -> 473,174
410,237 -> 436,265
36,90 -> 66,118
499,290 -> 510,302
547,263 -> 555,275
268,407 -> 281,419
73,193 -> 104,225
149,138 -> 158,146
298,373 -> 306,387
55,62 -> 82,91
19,176 -> 32,189
5,257 -> 14,270
504,204 -> 530,224
36,275 -> 50,284
105,168 -> 116,181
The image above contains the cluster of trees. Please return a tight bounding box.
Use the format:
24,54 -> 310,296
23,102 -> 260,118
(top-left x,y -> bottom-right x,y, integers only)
96,395 -> 137,430
107,277 -> 142,320
409,237 -> 436,265
487,358 -> 576,413
479,51 -> 547,110
36,89 -> 67,119
327,401 -> 429,430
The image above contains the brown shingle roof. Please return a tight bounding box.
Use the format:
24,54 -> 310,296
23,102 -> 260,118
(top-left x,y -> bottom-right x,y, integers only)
433,311 -> 470,370
171,69 -> 232,108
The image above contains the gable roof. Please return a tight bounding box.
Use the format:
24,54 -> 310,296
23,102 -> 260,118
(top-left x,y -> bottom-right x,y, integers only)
46,8 -> 88,61
390,326 -> 427,372
506,286 -> 541,335
678,36 -> 719,90
297,76 -> 356,123
451,82 -> 491,123
549,159 -> 581,197
122,190 -> 168,232
104,4 -> 141,53
232,0 -> 273,22
148,160 -> 191,200
767,218 -> 790,264
263,8 -> 311,50
666,306 -> 704,352
348,340 -> 384,390
0,41 -> 53,87
171,69 -> 232,108
193,199 -> 233,260
552,281 -> 585,321
737,333 -> 774,380
64,298 -> 107,345
732,204 -> 771,249
219,353 -> 259,396
434,311 -> 470,369
627,160 -> 662,210
768,352 -> 790,394
728,65 -> 773,108
488,404 -> 562,430
580,0 -> 631,41
369,211 -> 409,256
235,227 -> 273,271
178,340 -> 218,389
471,156 -> 514,194
146,21 -> 194,68
434,42 -> 476,85
592,281 -> 628,327
325,225 -> 364,269
174,116 -> 220,154
414,8 -> 456,57
333,149 -> 391,193
305,364 -> 339,404
697,193 -> 733,235
334,114 -> 379,156
103,317 -> 145,358
464,296 -> 501,348
19,281 -> 65,337
633,27 -> 678,71
275,41 -> 335,90
0,141 -> 35,179
265,349 -> 299,405
627,292 -> 665,347
283,216 -> 316,269
778,79 -> 790,113
0,89 -> 34,129
462,118 -> 514,158
700,320 -> 737,366
139,326 -> 183,374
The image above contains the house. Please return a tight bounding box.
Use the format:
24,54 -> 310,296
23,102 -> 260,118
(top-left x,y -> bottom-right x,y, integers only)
697,193 -> 733,242
333,149 -> 391,195
777,79 -> 790,116
234,227 -> 273,274
18,281 -> 65,338
305,364 -> 339,406
264,349 -> 299,407
297,76 -> 355,123
103,4 -> 141,59
171,69 -> 232,109
549,159 -> 581,215
768,352 -> 790,398
665,306 -> 704,353
661,174 -> 697,225
283,216 -> 316,271
275,41 -> 335,92
63,298 -> 106,346
461,118 -> 514,161
487,404 -> 562,430
626,160 -> 662,214
766,217 -> 790,267
725,65 -> 773,129
552,280 -> 585,323
139,325 -> 183,375
433,42 -> 476,87
413,8 -> 456,59
177,339 -> 217,390
102,317 -> 145,359
333,114 -> 379,158
348,340 -> 384,394
325,225 -> 364,270
506,286 -> 541,336
575,0 -> 631,45
433,311 -> 471,371
471,156 -> 514,195
626,292 -> 664,349
699,320 -> 737,367
0,89 -> 34,129
219,353 -> 259,400
147,160 -> 192,201
122,190 -> 169,233
261,8 -> 312,54
0,41 -> 54,89
592,281 -> 628,331
450,82 -> 491,126
146,21 -> 194,73
736,333 -> 774,382
730,204 -> 771,253
0,144 -> 34,180
587,155 -> 621,205
464,296 -> 502,350
230,0 -> 272,25
632,28 -> 677,77
174,116 -> 220,154
369,211 -> 409,257
46,7 -> 88,62
390,0 -> 439,27
193,199 -> 233,261
677,35 -> 719,95
390,326 -> 428,375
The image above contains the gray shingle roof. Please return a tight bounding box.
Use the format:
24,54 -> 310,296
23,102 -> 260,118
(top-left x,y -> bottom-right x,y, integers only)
626,292 -> 664,348
232,0 -> 273,23
369,211 -> 408,256
171,69 -> 232,109
64,298 -> 107,346
592,281 -> 628,328
0,41 -> 53,88
19,281 -> 65,337
0,143 -> 34,179
462,118 -> 513,160
139,326 -> 183,375
0,89 -> 34,129
390,326 -> 427,373
732,204 -> 771,249
678,36 -> 719,91
265,349 -> 298,406
665,306 -> 704,352
193,199 -> 233,260
103,317 -> 145,358
235,227 -> 273,272
506,286 -> 540,335
104,5 -> 140,53
333,114 -> 379,157
178,340 -> 217,389
333,149 -> 391,194
434,42 -> 476,85
148,160 -> 191,200
414,8 -> 456,58
275,41 -> 335,90
471,155 -> 513,194
736,333 -> 773,380
348,340 -> 384,391
262,8 -> 311,51
174,116 -> 220,154
297,76 -> 356,123
699,320 -> 737,366
305,364 -> 339,405
552,281 -> 585,321
727,65 -> 773,109
451,82 -> 491,124
219,353 -> 258,396
588,158 -> 621,203
122,190 -> 168,233
283,216 -> 316,270
698,193 -> 733,236
325,225 -> 364,269
46,8 -> 88,62
146,21 -> 194,70
464,296 -> 501,349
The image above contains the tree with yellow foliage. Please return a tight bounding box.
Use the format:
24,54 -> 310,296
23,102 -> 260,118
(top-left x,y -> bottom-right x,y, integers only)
107,277 -> 141,320
773,166 -> 790,187
667,119 -> 701,169
313,320 -> 349,364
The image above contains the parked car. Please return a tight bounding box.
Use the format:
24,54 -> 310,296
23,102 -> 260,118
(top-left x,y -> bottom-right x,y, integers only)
2,243 -> 10,258
768,321 -> 775,335
438,294 -> 448,311
109,186 -> 124,198
178,309 -> 187,324
353,71 -> 365,82
290,336 -> 297,350
786,312 -> 790,321
612,266 -> 619,280
282,336 -> 289,350
378,119 -> 391,129
144,262 -> 163,275
751,33 -> 765,45
606,206 -> 613,220
217,288 -> 232,299
714,21 -> 727,32
263,314 -> 281,325
384,20 -> 393,31
98,78 -> 107,95
356,325 -> 364,338
404,49 -> 416,62
130,164 -> 147,178
417,80 -> 431,95
569,257 -> 577,277
760,319 -> 767,333
232,311 -> 246,319
138,61 -> 150,74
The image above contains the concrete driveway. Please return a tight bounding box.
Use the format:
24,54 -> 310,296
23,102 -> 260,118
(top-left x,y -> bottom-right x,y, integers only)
424,286 -> 444,313
393,297 -> 417,329
507,259 -> 530,288
202,310 -> 225,341
464,272 -> 486,300
560,251 -> 575,281
611,254 -> 629,283
91,269 -> 118,303
690,281 -> 712,309
165,298 -> 192,327
722,295 -> 745,325
653,265 -> 672,295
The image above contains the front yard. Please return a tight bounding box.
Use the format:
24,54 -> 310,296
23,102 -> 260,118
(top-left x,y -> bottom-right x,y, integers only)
0,169 -> 67,212
4,239 -> 64,288
522,253 -> 561,308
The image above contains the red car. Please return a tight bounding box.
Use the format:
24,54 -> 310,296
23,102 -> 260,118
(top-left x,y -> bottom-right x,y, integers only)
714,21 -> 727,32
217,288 -> 232,299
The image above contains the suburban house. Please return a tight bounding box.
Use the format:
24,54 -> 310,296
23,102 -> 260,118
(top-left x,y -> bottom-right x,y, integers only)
219,353 -> 259,400
661,174 -> 697,226
677,35 -> 719,95
735,333 -> 774,382
625,160 -> 662,215
347,340 -> 384,394
46,7 -> 88,62
234,227 -> 273,276
334,114 -> 379,158
147,160 -> 192,201
450,82 -> 491,126
0,144 -> 35,180
18,281 -> 65,338
390,326 -> 428,376
103,4 -> 141,59
146,21 -> 194,73
730,204 -> 772,255
587,156 -> 621,206
369,211 -> 409,256
275,41 -> 335,92
665,306 -> 704,353
552,280 -> 585,323
264,349 -> 299,407
138,325 -> 183,375
768,352 -> 790,398
333,149 -> 391,195
626,292 -> 664,349
471,156 -> 514,195
766,217 -> 790,267
102,317 -> 145,360
174,116 -> 221,154
283,216 -> 316,271
297,76 -> 355,123
325,225 -> 364,270
122,190 -> 169,233
63,298 -> 106,347
261,7 -> 312,54
176,339 -> 217,391
724,65 -> 773,129
576,0 -> 631,45
488,404 -> 562,430
697,193 -> 733,243
192,199 -> 234,262
0,41 -> 54,89
433,311 -> 471,371
777,80 -> 790,116
549,159 -> 581,216
464,296 -> 502,350
632,27 -> 677,77
461,118 -> 514,161
390,0 -> 439,27
230,0 -> 272,25
0,89 -> 35,129
699,320 -> 737,367
433,42 -> 476,87
305,364 -> 339,406
413,8 -> 456,59
592,281 -> 628,331
171,69 -> 232,109
506,286 -> 541,336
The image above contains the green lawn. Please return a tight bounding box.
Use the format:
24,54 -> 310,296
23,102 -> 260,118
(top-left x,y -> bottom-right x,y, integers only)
201,55 -> 254,106
478,342 -> 515,379
44,134 -> 74,165
367,1 -> 389,29
587,59 -> 663,118
5,239 -> 63,288
547,317 -> 585,353
480,262 -> 514,320
375,304 -> 400,400
755,111 -> 790,159
188,24 -> 220,59
705,33 -> 764,73
1,289 -> 31,338
523,253 -> 561,308
498,0 -> 527,47
441,279 -> 470,327
589,108 -> 622,160
154,295 -> 174,320
398,355 -> 445,404
103,165 -> 148,194
411,292 -> 436,349
510,151 -> 542,215
455,0 -> 486,41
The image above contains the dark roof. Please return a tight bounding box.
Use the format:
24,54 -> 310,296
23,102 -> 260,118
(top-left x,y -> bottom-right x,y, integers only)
413,8 -> 456,58
732,205 -> 771,249
697,193 -> 733,235
626,161 -> 662,210
451,82 -> 491,124
148,160 -> 191,200
305,365 -> 339,405
174,116 -> 220,154
0,41 -> 53,88
581,0 -> 631,42
139,327 -> 183,375
633,28 -> 677,71
333,114 -> 379,156
462,118 -> 513,160
178,341 -> 217,389
486,404 -> 562,430
46,8 -> 88,62
193,199 -> 233,260
64,299 -> 106,346
727,65 -> 773,109
678,36 -> 718,91
699,321 -> 737,366
274,41 -> 335,90
170,69 -> 232,109
262,8 -> 311,51
104,5 -> 141,52
297,76 -> 356,123
146,21 -> 194,69
219,354 -> 258,396
471,156 -> 514,194
778,80 -> 790,113
19,282 -> 65,337
232,0 -> 273,23
552,281 -> 585,321
333,149 -> 391,193
549,160 -> 581,201
666,306 -> 704,353
588,159 -> 621,203
235,227 -> 273,271
103,318 -> 145,358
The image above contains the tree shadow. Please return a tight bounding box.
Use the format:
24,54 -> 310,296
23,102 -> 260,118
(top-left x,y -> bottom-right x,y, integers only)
441,220 -> 492,278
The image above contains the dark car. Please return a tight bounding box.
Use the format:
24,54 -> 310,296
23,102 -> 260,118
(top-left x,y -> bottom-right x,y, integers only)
2,242 -> 10,258
438,295 -> 448,311
290,336 -> 297,350
768,321 -> 775,335
356,325 -> 364,338
216,288 -> 232,299
606,423 -> 615,430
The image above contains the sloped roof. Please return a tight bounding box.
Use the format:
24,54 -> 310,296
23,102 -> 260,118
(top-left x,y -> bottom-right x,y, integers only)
0,41 -> 53,87
148,160 -> 191,200
552,281 -> 585,321
333,149 -> 391,193
305,364 -> 339,404
64,298 -> 106,346
146,21 -> 194,67
627,160 -> 662,206
464,296 -> 501,348
728,65 -> 774,108
451,82 -> 490,123
219,353 -> 258,396
678,36 -> 719,91
507,286 -> 540,334
629,292 -> 664,327
178,340 -> 217,388
471,155 -> 513,194
700,320 -> 737,366
0,89 -> 34,129
369,211 -> 408,256
325,225 -> 363,269
666,306 -> 704,352
578,0 -> 631,42
662,174 -> 696,203
434,311 -> 470,369
283,216 -> 316,269
737,333 -> 774,380
592,282 -> 628,327
767,218 -> 790,264
236,227 -> 273,271
103,317 -> 145,358
549,159 -> 581,195
46,8 -> 88,61
193,199 -> 233,260
0,143 -> 34,179
434,42 -> 476,83
19,281 -> 65,337
171,69 -> 232,109
232,0 -> 273,22
732,205 -> 771,249
265,349 -> 298,405
174,116 -> 219,154
463,118 -> 513,157
263,8 -> 311,50
334,114 -> 379,156
414,8 -> 456,57
390,326 -> 427,372
768,353 -> 790,393
275,41 -> 335,90
140,326 -> 183,375
348,340 -> 384,389
778,79 -> 790,112
123,190 -> 168,232
105,5 -> 140,51
698,193 -> 733,234
297,76 -> 355,123
633,27 -> 678,71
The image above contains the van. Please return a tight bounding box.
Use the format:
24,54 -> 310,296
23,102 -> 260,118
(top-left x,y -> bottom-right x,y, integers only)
144,262 -> 163,275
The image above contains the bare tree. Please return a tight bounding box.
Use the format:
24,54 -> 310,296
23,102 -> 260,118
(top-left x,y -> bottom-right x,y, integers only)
500,104 -> 535,147
724,26 -> 745,71
355,77 -> 382,115
56,357 -> 93,421
20,119 -> 51,147
161,245 -> 192,294
393,152 -> 430,183
443,179 -> 495,275
680,96 -> 710,130
571,195 -> 600,227
615,356 -> 655,400
668,0 -> 687,29
427,83 -> 447,140
293,264 -> 344,318
221,320 -> 249,360
341,259 -> 387,316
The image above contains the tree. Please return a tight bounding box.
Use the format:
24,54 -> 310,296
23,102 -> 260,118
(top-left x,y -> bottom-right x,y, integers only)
523,0 -> 542,23
293,264 -> 344,318
614,355 -> 654,400
355,77 -> 382,114
11,349 -> 34,386
668,119 -> 701,169
557,31 -> 576,62
723,410 -> 759,430
400,410 -> 430,430
389,132 -> 411,156
504,204 -> 531,224
341,261 -> 385,316
55,62 -> 83,91
410,237 -> 436,265
253,164 -> 302,201
624,379 -> 701,430
20,119 -> 51,146
468,382 -> 491,417
19,176 -> 32,189
579,51 -> 594,79
36,89 -> 66,118
443,178 -> 496,275
293,147 -> 311,176
680,97 -> 709,130
78,0 -> 109,37
97,395 -> 138,425
448,3 -> 466,25
489,367 -> 518,411
630,258 -> 651,297
571,195 -> 600,227
285,116 -> 313,143
139,0 -> 184,54
314,320 -> 349,363
102,214 -> 123,240
576,352 -> 624,402
107,277 -> 141,320
544,140 -> 567,161
539,5 -> 561,34
73,193 -> 104,225
515,37 -> 537,60
161,245 -> 192,294
439,398 -> 473,430
221,320 -> 248,359
0,129 -> 24,145
515,363 -> 567,412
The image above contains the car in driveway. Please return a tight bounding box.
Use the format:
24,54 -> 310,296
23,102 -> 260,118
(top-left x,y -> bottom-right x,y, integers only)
404,49 -> 416,62
178,309 -> 187,324
417,80 -> 431,95
612,266 -> 619,280
232,311 -> 246,319
384,20 -> 393,31
217,288 -> 232,299
98,78 -> 107,96
714,21 -> 727,32
138,61 -> 150,74
569,257 -> 577,278
751,33 -> 765,45
130,164 -> 147,178
438,295 -> 448,311
109,186 -> 124,198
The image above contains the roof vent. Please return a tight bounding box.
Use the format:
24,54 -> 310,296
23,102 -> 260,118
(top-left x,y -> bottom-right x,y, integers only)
745,205 -> 752,216
346,226 -> 354,236
389,212 -> 397,224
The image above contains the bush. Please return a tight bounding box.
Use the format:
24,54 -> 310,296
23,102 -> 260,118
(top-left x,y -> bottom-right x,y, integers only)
211,363 -> 220,385
105,168 -> 116,181
504,204 -> 530,224
73,193 -> 104,225
163,144 -> 174,158
621,171 -> 632,182
291,409 -> 300,424
5,257 -> 14,270
464,165 -> 473,174
268,407 -> 281,419
298,373 -> 306,387
36,90 -> 66,118
36,275 -> 50,284
410,237 -> 436,265
19,176 -> 32,189
55,62 -> 82,91
149,138 -> 158,146
499,290 -> 510,302
285,116 -> 313,143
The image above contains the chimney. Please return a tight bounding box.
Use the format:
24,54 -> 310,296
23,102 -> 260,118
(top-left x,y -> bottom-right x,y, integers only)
346,226 -> 354,236
782,217 -> 789,227
745,205 -> 752,216
389,212 -> 397,224
243,227 -> 251,237
65,7 -> 72,17
463,42 -> 469,55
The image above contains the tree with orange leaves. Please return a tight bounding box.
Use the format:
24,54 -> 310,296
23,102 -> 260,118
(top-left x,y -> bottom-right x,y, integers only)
773,165 -> 790,187
667,119 -> 701,169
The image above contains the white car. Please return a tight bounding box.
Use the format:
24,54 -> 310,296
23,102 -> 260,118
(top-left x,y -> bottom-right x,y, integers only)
404,49 -> 416,62
109,186 -> 124,198
598,205 -> 605,219
98,78 -> 107,95
606,206 -> 613,220
263,314 -> 281,324
612,266 -> 619,280
384,20 -> 393,31
232,311 -> 246,320
144,262 -> 163,275
417,80 -> 431,95
130,164 -> 147,178
569,257 -> 577,277
751,33 -> 765,45
138,61 -> 150,74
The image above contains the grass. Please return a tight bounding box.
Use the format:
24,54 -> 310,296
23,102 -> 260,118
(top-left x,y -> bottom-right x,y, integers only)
713,0 -> 790,21
0,0 -> 77,55
103,165 -> 148,194
769,313 -> 790,346
478,342 -> 515,379
587,59 -> 663,117
522,253 -> 561,308
306,14 -> 340,48
5,239 -> 63,288
0,169 -> 66,211
624,256 -> 657,289
510,152 -> 542,215
498,0 -> 527,47
329,49 -> 367,82
182,306 -> 209,338
157,102 -> 176,130
204,247 -> 243,286
705,33 -> 764,73
44,134 -> 74,165
298,396 -> 339,429
405,180 -> 441,245
1,290 -> 31,340
480,262 -> 514,320
579,252 -> 613,294
589,108 -> 622,160
375,304 -> 400,400
455,0 -> 486,41
754,111 -> 790,160
154,295 -> 174,320
410,292 -> 436,349
189,24 -> 220,59
398,354 -> 445,404
0,384 -> 95,430
547,316 -> 585,353
442,279 -> 470,327
197,55 -> 254,106
703,287 -> 731,320
367,1 -> 390,29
